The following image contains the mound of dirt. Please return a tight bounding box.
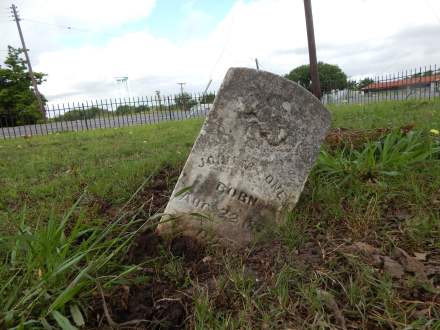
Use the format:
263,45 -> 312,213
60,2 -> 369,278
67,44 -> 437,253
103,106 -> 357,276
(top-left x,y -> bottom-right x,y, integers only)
90,233 -> 218,329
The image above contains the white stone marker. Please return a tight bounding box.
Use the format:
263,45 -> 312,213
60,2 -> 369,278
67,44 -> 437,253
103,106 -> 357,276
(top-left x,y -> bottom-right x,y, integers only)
158,68 -> 331,245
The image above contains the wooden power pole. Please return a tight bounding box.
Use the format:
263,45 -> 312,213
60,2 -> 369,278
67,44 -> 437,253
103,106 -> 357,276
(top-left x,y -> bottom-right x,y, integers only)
303,0 -> 321,99
10,4 -> 45,116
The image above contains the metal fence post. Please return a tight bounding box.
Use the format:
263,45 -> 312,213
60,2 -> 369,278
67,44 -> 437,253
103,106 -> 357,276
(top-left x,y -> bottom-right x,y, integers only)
82,103 -> 89,130
167,96 -> 174,121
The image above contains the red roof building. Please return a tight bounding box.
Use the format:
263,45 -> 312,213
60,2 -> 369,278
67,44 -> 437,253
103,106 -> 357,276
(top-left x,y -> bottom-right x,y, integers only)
362,74 -> 440,92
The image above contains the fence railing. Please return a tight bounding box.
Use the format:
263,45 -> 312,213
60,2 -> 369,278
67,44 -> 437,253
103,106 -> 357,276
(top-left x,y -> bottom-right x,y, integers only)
0,93 -> 215,139
1,65 -> 440,139
321,65 -> 440,105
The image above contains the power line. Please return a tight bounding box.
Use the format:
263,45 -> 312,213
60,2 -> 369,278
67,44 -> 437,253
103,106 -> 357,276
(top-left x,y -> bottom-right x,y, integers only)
21,17 -> 124,38
201,7 -> 236,95
22,18 -> 77,31
208,9 -> 235,80
424,0 -> 440,24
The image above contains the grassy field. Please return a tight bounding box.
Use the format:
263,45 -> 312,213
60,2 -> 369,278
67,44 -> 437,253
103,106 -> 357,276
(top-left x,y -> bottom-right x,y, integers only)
1,99 -> 439,329
0,120 -> 202,231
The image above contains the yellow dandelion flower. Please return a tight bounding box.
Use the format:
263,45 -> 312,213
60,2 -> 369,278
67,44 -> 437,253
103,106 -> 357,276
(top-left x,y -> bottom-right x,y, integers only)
430,129 -> 439,135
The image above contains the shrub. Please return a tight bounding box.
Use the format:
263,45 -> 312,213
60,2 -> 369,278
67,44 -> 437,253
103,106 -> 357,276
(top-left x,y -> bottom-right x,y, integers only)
116,105 -> 150,114
55,107 -> 110,121
175,93 -> 197,111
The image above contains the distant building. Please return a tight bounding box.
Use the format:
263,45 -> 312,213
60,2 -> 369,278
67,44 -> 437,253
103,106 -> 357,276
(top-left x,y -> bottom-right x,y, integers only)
362,74 -> 440,93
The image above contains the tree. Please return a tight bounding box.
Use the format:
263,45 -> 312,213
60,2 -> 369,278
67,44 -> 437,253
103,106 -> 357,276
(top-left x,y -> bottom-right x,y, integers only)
285,62 -> 348,94
200,92 -> 215,104
175,92 -> 197,111
115,105 -> 149,114
358,78 -> 374,90
0,46 -> 46,127
347,80 -> 357,90
56,107 -> 110,121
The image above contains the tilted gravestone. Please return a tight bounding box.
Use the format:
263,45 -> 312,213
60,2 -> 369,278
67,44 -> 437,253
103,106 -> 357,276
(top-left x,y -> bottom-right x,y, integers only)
158,68 -> 331,245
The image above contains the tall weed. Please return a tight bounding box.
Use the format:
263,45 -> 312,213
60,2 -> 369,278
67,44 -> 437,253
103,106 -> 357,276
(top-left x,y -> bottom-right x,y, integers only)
0,177 -> 159,329
316,130 -> 439,184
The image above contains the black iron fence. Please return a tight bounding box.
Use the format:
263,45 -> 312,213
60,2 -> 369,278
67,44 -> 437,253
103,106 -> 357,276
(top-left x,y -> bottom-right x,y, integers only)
321,65 -> 440,105
0,92 -> 215,139
1,65 -> 440,139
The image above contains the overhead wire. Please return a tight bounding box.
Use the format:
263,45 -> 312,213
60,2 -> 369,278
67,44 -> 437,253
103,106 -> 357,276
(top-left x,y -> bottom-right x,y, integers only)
20,17 -> 124,38
203,8 -> 236,94
7,6 -> 240,95
424,0 -> 440,24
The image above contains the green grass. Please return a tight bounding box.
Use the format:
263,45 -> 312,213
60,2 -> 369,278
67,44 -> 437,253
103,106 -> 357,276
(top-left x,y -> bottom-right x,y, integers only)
328,98 -> 440,129
0,119 -> 203,232
1,99 -> 440,329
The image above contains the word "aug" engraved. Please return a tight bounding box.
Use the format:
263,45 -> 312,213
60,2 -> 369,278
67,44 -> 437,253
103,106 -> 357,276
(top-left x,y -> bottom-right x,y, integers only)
178,192 -> 210,210
216,181 -> 258,206
177,191 -> 238,222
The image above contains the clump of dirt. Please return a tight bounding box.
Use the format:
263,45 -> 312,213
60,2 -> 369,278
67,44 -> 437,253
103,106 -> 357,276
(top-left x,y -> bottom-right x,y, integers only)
127,230 -> 163,263
137,164 -> 182,215
170,235 -> 205,262
91,232 -> 219,329
92,281 -> 188,329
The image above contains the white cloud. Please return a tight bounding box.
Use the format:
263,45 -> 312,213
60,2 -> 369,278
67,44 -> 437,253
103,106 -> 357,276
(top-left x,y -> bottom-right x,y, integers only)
12,0 -> 156,29
2,0 -> 440,104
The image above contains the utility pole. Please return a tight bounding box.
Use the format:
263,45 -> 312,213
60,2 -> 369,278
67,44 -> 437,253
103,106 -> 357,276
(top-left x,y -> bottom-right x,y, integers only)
255,58 -> 260,70
177,82 -> 187,112
155,90 -> 162,109
10,4 -> 45,116
177,82 -> 186,95
303,0 -> 321,99
115,76 -> 129,98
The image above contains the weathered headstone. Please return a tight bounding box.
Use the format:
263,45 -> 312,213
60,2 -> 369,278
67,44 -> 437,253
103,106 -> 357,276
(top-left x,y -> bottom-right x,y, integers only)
158,68 -> 331,245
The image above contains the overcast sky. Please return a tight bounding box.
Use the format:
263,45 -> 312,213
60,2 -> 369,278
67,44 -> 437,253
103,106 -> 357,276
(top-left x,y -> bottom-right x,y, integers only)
1,0 -> 439,104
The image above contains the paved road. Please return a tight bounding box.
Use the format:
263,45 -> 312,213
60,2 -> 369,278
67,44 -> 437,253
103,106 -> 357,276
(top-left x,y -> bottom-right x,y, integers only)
1,107 -> 210,139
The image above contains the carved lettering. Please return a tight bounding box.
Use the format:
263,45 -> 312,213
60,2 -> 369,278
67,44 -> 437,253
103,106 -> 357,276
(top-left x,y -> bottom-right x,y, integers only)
218,207 -> 239,223
227,187 -> 237,197
216,182 -> 227,192
248,195 -> 258,206
177,192 -> 210,210
265,174 -> 274,184
276,191 -> 285,199
265,174 -> 286,200
216,181 -> 258,206
199,202 -> 210,210
238,191 -> 248,203
193,198 -> 201,207
198,155 -> 256,170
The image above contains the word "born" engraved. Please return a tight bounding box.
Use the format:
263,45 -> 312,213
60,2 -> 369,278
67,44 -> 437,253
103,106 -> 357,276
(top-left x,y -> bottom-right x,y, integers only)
216,181 -> 258,206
